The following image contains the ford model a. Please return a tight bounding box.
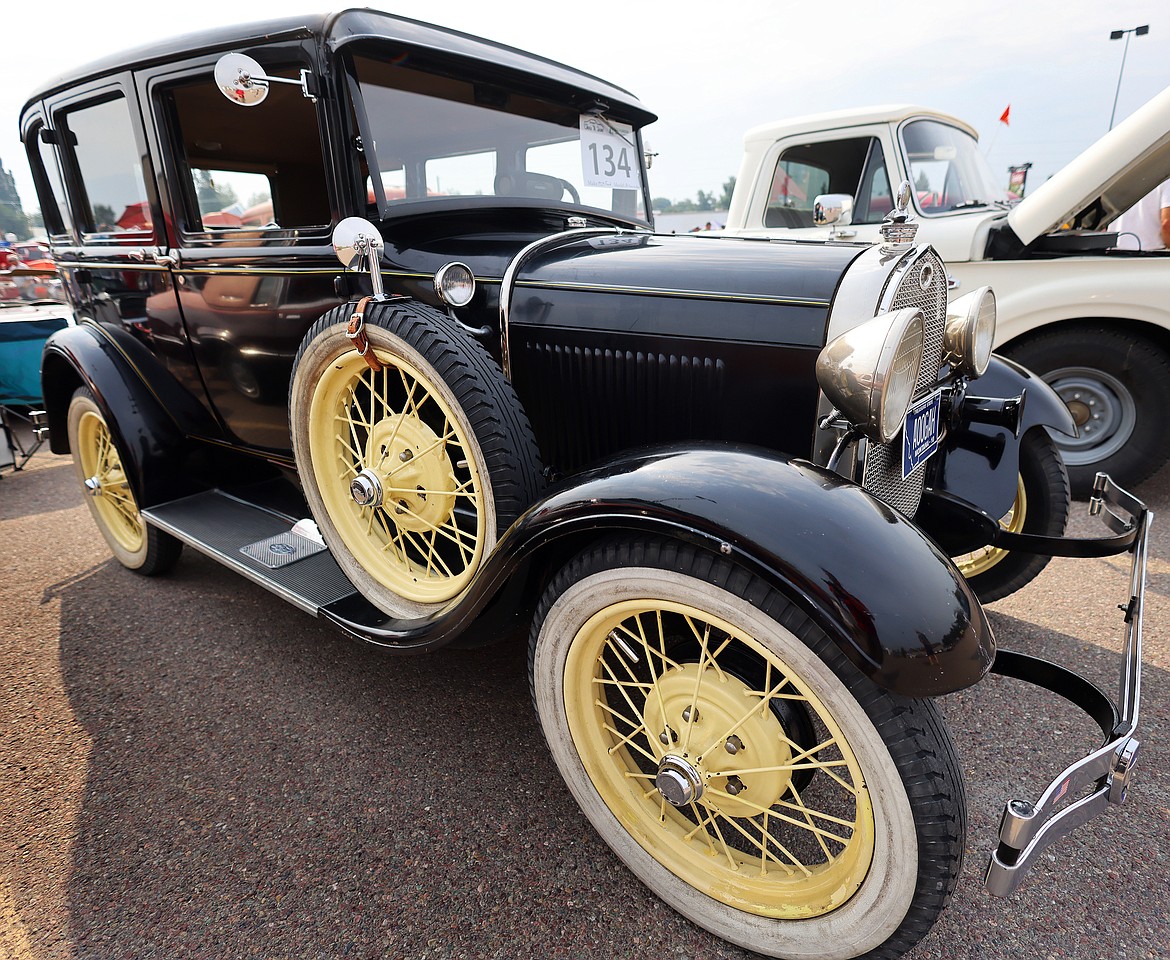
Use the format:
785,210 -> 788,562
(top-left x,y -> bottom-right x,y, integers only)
21,11 -> 1149,960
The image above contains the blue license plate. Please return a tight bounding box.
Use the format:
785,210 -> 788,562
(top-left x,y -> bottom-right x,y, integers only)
902,391 -> 943,478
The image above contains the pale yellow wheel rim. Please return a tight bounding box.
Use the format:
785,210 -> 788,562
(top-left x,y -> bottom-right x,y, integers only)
76,409 -> 145,554
954,474 -> 1027,579
564,599 -> 875,919
307,349 -> 487,604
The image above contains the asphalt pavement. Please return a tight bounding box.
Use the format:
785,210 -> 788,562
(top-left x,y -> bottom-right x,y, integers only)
2,440 -> 1167,960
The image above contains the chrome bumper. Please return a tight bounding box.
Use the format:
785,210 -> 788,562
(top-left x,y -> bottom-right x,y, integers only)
983,474 -> 1149,897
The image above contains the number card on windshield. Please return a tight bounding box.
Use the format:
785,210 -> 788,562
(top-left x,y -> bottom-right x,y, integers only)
580,115 -> 638,190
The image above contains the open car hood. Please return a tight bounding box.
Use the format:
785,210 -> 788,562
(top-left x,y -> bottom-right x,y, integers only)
1008,84 -> 1170,245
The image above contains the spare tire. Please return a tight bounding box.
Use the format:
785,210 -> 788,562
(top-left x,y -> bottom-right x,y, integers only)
290,301 -> 543,619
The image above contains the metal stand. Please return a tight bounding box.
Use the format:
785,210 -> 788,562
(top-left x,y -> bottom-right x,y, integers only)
0,406 -> 48,474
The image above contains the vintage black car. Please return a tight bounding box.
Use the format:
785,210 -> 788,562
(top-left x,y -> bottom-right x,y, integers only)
21,11 -> 1149,960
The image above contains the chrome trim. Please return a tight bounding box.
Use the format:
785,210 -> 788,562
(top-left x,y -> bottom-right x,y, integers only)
433,261 -> 476,308
498,227 -> 624,379
985,474 -> 1149,896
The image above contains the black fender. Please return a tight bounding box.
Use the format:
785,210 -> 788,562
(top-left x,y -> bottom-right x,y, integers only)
321,444 -> 995,697
929,353 -> 1077,519
41,321 -> 218,508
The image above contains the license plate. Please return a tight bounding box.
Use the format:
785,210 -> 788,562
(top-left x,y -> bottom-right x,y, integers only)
902,391 -> 943,478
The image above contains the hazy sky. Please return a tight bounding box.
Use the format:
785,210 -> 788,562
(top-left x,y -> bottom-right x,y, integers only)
6,0 -> 1168,217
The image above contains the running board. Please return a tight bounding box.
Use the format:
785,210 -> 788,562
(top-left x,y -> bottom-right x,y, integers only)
142,489 -> 358,615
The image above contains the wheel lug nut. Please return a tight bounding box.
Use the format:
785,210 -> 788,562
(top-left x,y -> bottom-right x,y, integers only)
725,736 -> 744,755
725,775 -> 746,796
659,727 -> 677,745
399,449 -> 414,462
682,705 -> 699,723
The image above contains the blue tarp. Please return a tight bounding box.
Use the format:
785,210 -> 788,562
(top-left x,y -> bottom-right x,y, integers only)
0,316 -> 70,405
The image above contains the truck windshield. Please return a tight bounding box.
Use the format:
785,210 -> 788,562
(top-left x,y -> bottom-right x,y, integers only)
351,52 -> 649,223
900,119 -> 1006,214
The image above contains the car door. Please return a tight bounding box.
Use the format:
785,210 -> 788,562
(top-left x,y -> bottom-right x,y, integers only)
138,38 -> 343,453
38,75 -> 212,421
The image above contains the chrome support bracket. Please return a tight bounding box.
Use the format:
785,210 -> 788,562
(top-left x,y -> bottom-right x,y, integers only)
984,473 -> 1150,897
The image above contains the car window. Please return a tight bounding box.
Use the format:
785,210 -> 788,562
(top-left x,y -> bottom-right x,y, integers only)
900,120 -> 1004,214
351,51 -> 648,221
853,140 -> 894,225
163,66 -> 330,234
27,121 -> 74,239
59,96 -> 152,243
766,137 -> 873,229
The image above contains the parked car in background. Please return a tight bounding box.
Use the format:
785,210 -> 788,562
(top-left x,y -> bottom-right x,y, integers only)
20,11 -> 1149,960
723,91 -> 1170,494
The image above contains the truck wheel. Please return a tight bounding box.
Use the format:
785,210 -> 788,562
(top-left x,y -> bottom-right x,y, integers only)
529,538 -> 965,960
67,387 -> 182,575
953,428 -> 1069,604
1004,326 -> 1170,495
290,301 -> 543,619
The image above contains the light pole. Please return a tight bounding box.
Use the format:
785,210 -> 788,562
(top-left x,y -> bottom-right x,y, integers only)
1109,24 -> 1149,130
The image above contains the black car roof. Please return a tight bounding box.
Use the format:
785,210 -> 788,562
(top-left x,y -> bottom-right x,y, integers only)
21,8 -> 656,127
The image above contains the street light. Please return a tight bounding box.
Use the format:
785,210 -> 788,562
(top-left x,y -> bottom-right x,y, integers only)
1109,24 -> 1149,130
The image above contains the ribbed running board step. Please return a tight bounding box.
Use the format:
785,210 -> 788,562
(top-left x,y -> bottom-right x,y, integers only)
142,490 -> 357,615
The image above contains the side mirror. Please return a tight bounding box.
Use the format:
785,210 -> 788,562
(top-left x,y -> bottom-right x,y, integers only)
813,194 -> 854,227
332,217 -> 387,300
214,53 -> 317,106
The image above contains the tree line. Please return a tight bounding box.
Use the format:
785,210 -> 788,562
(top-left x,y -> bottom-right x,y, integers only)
653,177 -> 735,214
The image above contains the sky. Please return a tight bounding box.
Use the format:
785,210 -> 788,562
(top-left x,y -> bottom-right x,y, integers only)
5,0 -> 1168,217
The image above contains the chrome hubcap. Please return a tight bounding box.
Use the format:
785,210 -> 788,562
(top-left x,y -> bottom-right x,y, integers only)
349,468 -> 383,507
84,475 -> 102,497
656,754 -> 704,807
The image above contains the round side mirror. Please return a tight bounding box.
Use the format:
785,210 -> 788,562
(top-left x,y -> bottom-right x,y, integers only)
214,53 -> 270,106
332,217 -> 383,269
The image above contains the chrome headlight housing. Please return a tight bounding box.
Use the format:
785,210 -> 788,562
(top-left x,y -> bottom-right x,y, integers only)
816,308 -> 926,444
943,285 -> 996,379
434,261 -> 476,308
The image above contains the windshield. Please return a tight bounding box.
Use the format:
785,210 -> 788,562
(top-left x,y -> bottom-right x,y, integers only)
900,119 -> 1007,214
351,52 -> 649,223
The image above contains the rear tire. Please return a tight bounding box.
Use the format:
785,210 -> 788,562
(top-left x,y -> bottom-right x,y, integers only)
66,387 -> 182,575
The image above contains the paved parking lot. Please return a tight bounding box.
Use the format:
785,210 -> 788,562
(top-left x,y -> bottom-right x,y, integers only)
2,443 -> 1167,960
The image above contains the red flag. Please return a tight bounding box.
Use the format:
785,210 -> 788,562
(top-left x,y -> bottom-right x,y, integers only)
999,105 -> 1011,126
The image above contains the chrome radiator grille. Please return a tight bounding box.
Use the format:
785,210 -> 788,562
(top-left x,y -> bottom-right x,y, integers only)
861,248 -> 949,517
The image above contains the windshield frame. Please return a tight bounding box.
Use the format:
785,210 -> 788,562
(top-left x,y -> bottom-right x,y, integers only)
343,45 -> 653,227
897,117 -> 1006,217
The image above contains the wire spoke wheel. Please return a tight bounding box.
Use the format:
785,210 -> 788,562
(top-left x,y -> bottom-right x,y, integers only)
568,597 -> 873,917
308,350 -> 487,603
66,387 -> 182,575
530,539 -> 965,960
291,302 -> 543,619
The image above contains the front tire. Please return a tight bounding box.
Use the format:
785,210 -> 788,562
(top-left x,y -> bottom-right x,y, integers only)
66,387 -> 182,575
952,428 -> 1070,604
529,538 -> 965,960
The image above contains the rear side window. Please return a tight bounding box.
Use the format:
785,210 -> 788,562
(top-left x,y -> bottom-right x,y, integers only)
26,122 -> 74,239
162,66 -> 330,234
60,96 -> 153,243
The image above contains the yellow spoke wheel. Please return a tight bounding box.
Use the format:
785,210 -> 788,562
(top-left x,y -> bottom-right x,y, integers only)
66,387 -> 182,575
290,302 -> 543,619
950,429 -> 1070,604
530,539 -> 965,960
953,473 -> 1027,579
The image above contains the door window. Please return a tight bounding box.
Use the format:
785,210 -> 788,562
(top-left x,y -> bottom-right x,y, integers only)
59,96 -> 152,243
27,122 -> 74,239
162,65 -> 330,234
766,136 -> 877,228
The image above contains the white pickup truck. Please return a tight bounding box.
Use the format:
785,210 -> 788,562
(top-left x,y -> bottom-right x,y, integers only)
722,89 -> 1170,494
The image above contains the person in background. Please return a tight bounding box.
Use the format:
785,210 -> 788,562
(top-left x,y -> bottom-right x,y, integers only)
1113,178 -> 1170,251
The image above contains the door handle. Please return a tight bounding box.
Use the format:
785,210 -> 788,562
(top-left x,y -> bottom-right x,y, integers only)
153,253 -> 179,268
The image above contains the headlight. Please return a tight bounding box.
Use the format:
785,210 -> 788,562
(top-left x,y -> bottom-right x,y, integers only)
434,261 -> 476,308
816,308 -> 925,444
943,286 -> 996,378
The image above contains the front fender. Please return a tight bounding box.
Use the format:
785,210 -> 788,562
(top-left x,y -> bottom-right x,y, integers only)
929,354 -> 1076,519
323,445 -> 995,697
